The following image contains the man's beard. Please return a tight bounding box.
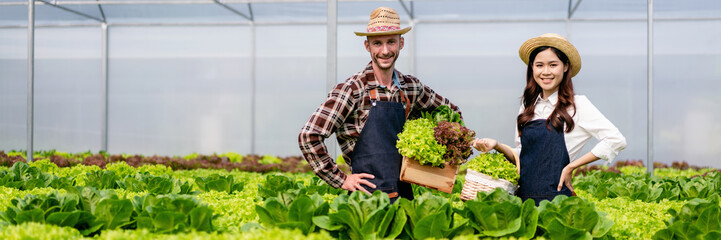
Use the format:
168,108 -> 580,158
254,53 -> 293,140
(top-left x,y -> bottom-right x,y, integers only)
372,53 -> 398,71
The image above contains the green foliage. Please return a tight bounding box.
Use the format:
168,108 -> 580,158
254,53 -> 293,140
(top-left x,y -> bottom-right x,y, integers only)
106,161 -> 137,178
396,118 -> 446,167
257,174 -> 345,206
132,194 -> 217,233
91,227 -> 334,240
652,196 -> 721,240
84,170 -> 123,190
123,173 -> 196,195
456,188 -> 538,238
575,170 -> 721,203
313,191 -> 407,239
0,222 -> 84,239
28,159 -> 60,174
195,174 -> 244,194
183,153 -> 199,161
219,152 -> 244,163
0,185 -> 217,235
0,162 -> 74,191
421,105 -> 464,126
136,164 -> 173,176
256,194 -> 328,235
467,151 -> 519,185
536,195 -> 614,240
260,155 -> 283,165
0,189 -> 108,236
576,189 -> 683,240
395,192 -> 469,240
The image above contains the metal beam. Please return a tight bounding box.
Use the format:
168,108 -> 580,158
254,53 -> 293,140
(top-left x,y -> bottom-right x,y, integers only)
326,0 -> 337,159
248,3 -> 254,21
250,22 -> 256,154
97,0 -> 107,22
27,0 -> 35,163
568,0 -> 583,19
1,16 -> 719,29
101,23 -> 109,152
213,0 -> 253,21
0,0 -> 401,5
398,0 -> 414,20
647,0 -> 654,175
36,0 -> 104,22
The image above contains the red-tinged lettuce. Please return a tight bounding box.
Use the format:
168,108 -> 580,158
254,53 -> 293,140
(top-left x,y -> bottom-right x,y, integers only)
433,121 -> 475,165
396,118 -> 447,167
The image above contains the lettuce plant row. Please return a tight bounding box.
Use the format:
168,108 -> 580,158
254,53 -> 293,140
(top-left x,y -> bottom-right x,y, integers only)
574,170 -> 721,203
0,150 -> 314,173
0,153 -> 719,239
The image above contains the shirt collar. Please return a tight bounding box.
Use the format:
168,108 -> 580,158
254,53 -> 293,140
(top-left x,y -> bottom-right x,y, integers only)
362,61 -> 406,90
536,91 -> 559,105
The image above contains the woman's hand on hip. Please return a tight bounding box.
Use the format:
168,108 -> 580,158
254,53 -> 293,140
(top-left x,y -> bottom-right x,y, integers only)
341,173 -> 376,194
472,138 -> 498,153
557,166 -> 575,192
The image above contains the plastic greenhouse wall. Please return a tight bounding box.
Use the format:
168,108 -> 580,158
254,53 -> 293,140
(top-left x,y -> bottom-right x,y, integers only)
0,0 -> 720,168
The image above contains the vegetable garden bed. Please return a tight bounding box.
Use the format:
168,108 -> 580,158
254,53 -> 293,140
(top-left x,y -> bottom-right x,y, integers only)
0,151 -> 719,239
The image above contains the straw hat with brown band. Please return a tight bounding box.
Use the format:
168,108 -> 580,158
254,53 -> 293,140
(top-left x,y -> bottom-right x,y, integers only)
518,33 -> 582,78
354,7 -> 412,36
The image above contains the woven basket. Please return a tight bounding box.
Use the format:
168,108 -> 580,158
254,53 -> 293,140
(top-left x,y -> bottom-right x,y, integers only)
460,169 -> 518,201
460,145 -> 520,201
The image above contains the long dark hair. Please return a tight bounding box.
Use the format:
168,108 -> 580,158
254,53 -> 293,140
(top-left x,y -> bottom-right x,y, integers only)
517,46 -> 576,136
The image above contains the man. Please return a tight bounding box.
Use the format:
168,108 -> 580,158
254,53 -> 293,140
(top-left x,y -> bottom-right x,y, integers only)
298,7 -> 462,201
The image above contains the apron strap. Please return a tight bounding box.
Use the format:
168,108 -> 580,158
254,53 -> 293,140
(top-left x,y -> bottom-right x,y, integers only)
368,88 -> 411,119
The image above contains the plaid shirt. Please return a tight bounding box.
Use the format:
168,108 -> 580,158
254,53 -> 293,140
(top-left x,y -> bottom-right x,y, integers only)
298,62 -> 461,188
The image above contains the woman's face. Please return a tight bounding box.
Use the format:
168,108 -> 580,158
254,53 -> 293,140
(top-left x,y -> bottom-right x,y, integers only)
532,48 -> 569,99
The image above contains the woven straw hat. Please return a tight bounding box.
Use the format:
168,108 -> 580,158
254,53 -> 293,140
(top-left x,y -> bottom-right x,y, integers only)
519,33 -> 582,77
354,7 -> 412,36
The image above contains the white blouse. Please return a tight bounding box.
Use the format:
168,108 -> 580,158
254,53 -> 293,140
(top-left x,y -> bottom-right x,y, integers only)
513,92 -> 627,163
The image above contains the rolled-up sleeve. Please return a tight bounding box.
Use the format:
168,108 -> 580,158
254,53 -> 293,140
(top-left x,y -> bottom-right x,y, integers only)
298,83 -> 356,188
576,96 -> 627,162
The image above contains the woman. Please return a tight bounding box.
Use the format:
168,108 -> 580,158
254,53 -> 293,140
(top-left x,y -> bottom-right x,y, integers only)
473,33 -> 627,203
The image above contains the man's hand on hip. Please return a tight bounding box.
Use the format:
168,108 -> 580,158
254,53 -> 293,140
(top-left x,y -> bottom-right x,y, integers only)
341,173 -> 376,194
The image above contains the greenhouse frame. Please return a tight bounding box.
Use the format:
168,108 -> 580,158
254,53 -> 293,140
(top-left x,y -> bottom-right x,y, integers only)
1,0 -> 720,171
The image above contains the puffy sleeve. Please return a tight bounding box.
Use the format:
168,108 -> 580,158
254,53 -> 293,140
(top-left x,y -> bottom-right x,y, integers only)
575,96 -> 627,162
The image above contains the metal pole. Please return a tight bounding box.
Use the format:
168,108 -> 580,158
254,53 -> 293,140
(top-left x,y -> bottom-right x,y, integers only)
408,20 -> 416,75
647,0 -> 654,175
101,23 -> 109,152
326,0 -> 337,159
250,21 -> 256,155
566,0 -> 572,37
27,0 -> 35,163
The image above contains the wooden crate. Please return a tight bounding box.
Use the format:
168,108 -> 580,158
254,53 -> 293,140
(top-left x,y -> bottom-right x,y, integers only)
399,156 -> 459,193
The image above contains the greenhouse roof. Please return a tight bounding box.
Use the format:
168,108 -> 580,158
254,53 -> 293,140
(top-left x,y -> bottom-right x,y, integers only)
0,0 -> 719,27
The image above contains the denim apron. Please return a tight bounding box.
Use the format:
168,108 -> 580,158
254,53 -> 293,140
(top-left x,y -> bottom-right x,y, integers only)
349,85 -> 413,203
516,119 -> 573,204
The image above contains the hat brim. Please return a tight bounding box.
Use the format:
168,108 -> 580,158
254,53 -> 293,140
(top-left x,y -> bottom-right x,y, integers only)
354,27 -> 412,36
519,36 -> 582,78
